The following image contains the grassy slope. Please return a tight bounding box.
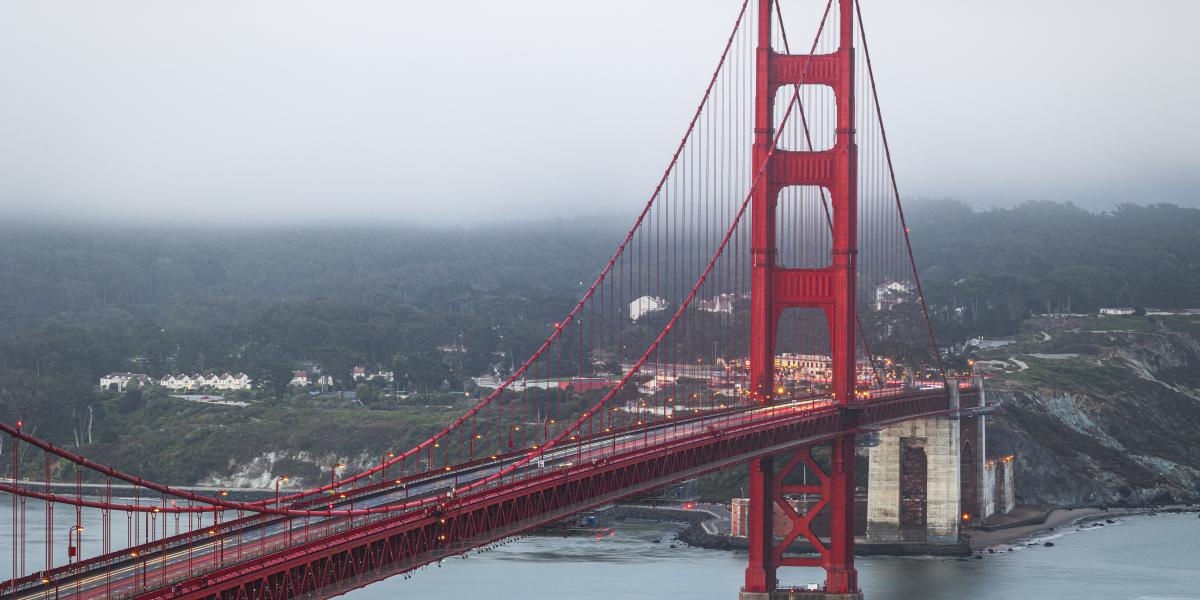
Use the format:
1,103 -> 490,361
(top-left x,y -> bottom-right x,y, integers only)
982,315 -> 1200,505
80,396 -> 462,486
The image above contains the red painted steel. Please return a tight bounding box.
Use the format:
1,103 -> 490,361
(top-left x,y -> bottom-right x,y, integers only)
2,390 -> 974,600
745,0 -> 862,594
0,2 -> 958,597
143,391 -> 964,600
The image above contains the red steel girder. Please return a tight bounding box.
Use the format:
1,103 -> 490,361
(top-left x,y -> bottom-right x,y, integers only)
772,267 -> 835,308
769,52 -> 841,91
769,149 -> 837,189
100,391 -> 958,600
770,446 -> 830,567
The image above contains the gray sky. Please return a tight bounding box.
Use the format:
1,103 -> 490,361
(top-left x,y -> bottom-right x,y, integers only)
1,1 -> 1196,226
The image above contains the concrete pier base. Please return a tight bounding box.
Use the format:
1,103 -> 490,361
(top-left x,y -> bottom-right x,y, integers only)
865,416 -> 962,543
739,589 -> 864,600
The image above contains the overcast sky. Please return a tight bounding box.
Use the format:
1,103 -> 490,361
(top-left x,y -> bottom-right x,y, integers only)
1,1 -> 1196,226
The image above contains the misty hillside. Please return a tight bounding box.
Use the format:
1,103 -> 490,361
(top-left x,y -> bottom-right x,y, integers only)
2,201 -> 1198,336
1,200 -> 1199,498
908,201 -> 1200,339
0,219 -> 624,334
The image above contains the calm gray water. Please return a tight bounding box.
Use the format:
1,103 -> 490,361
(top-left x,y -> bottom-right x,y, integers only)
343,515 -> 1200,600
3,497 -> 1197,599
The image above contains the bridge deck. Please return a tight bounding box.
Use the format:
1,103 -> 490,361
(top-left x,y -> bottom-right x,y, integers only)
2,387 -> 968,600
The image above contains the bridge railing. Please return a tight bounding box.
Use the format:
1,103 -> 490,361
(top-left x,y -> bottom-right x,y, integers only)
5,383 -> 976,599
151,386 -> 971,597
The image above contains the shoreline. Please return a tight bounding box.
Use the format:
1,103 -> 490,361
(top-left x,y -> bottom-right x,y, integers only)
968,507 -> 1105,549
600,503 -> 1200,557
969,504 -> 1199,550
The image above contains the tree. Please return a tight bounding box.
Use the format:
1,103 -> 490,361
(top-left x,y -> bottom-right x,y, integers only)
355,383 -> 382,407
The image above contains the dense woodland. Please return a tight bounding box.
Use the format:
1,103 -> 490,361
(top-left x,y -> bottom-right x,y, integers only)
908,200 -> 1200,339
1,200 -> 1198,460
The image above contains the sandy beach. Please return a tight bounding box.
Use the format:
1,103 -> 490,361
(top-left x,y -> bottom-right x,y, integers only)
967,508 -> 1105,548
967,505 -> 1199,549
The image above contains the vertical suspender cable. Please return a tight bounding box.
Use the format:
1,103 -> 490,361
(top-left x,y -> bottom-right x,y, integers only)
854,0 -> 947,382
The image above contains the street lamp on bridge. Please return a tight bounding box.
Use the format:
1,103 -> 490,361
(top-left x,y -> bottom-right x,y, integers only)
274,475 -> 289,506
381,451 -> 395,480
330,462 -> 345,493
274,475 -> 292,548
67,525 -> 83,565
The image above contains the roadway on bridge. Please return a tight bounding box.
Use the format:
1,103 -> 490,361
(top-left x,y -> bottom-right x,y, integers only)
12,395 -> 856,600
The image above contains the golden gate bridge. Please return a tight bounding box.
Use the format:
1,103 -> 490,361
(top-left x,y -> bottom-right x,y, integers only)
2,1 -> 983,598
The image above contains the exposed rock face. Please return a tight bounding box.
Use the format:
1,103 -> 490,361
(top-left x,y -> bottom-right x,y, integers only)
196,450 -> 377,490
982,318 -> 1200,507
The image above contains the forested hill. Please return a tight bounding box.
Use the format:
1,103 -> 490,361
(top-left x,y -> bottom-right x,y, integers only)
2,201 -> 1198,485
907,200 -> 1200,339
2,201 -> 1198,338
0,218 -> 622,334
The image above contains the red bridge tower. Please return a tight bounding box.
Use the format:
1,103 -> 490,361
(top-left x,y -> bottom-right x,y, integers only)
745,0 -> 861,597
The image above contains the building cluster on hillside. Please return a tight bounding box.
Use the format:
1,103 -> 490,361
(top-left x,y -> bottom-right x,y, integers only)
98,373 -> 155,392
628,293 -> 738,321
161,373 -> 253,391
775,353 -> 834,380
290,371 -> 334,387
289,366 -> 395,388
289,372 -> 337,387
775,354 -> 878,383
99,372 -> 252,391
607,351 -> 889,400
351,367 -> 394,382
694,293 -> 735,315
625,285 -> 907,322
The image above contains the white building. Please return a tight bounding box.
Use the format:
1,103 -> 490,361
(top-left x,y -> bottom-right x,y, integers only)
99,372 -> 154,391
775,353 -> 877,383
629,295 -> 668,321
1099,307 -> 1136,316
696,293 -> 735,315
874,281 -> 913,311
200,373 -> 221,388
290,371 -> 310,387
352,367 -> 395,383
158,372 -> 253,391
776,353 -> 832,380
219,373 -> 253,390
160,374 -> 191,389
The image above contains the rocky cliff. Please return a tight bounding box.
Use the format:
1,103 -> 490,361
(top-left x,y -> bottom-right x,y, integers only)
979,315 -> 1200,506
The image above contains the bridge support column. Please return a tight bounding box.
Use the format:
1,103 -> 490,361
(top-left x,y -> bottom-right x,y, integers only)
958,380 -> 986,525
745,456 -> 777,593
826,434 -> 858,590
742,437 -> 861,600
865,417 -> 960,543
